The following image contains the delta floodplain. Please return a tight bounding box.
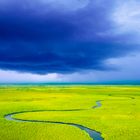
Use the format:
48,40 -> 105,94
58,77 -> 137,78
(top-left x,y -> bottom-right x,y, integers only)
0,85 -> 140,140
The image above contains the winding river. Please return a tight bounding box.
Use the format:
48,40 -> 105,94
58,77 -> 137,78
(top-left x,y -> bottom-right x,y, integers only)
5,100 -> 104,140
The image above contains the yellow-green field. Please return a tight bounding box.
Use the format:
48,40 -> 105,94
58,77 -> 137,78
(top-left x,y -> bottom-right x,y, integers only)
0,85 -> 140,140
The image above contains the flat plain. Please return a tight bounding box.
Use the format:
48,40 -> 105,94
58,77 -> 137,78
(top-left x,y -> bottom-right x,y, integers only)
0,85 -> 140,140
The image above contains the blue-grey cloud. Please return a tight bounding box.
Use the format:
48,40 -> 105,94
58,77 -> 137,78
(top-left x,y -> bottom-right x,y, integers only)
0,0 -> 139,74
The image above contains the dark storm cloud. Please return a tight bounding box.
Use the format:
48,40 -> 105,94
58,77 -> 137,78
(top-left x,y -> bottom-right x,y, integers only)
0,0 -> 138,74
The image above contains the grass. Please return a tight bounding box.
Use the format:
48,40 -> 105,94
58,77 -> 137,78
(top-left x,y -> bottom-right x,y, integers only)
0,85 -> 140,140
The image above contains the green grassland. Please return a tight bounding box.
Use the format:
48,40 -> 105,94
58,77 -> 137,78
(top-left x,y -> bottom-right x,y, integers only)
0,85 -> 140,140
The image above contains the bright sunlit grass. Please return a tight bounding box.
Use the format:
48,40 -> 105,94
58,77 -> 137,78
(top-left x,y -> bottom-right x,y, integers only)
0,85 -> 140,140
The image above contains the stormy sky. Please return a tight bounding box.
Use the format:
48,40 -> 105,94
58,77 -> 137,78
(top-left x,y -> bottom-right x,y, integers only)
0,0 -> 140,83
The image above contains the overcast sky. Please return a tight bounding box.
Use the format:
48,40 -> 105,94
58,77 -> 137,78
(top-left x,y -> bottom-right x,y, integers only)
0,0 -> 140,83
